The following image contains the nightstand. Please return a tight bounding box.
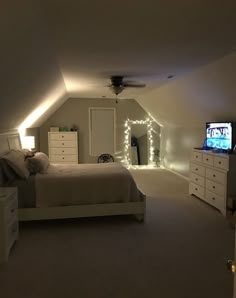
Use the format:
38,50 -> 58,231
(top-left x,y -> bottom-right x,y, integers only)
0,187 -> 19,263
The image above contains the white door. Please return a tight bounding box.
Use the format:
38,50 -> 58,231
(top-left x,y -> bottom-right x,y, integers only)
89,107 -> 116,156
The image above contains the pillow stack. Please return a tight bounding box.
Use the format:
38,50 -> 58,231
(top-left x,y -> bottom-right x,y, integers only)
26,152 -> 49,175
0,150 -> 50,184
1,149 -> 29,179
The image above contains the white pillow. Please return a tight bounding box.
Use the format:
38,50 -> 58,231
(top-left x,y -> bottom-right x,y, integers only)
2,150 -> 29,179
26,152 -> 49,174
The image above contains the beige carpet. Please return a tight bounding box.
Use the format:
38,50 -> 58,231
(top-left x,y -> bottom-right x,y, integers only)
0,168 -> 234,298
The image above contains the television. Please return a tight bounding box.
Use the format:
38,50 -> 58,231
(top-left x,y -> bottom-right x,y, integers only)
205,122 -> 234,151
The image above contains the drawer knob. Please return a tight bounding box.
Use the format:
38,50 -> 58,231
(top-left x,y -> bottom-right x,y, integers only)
62,143 -> 64,145
10,209 -> 15,213
196,156 -> 198,158
212,197 -> 215,201
62,150 -> 64,153
195,178 -> 198,181
206,158 -> 208,161
62,157 -> 64,159
218,161 -> 221,164
212,186 -> 215,189
195,188 -> 198,191
195,168 -> 198,171
62,136 -> 64,138
213,174 -> 216,178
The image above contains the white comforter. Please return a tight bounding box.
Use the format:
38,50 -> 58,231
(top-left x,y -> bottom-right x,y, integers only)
35,163 -> 143,207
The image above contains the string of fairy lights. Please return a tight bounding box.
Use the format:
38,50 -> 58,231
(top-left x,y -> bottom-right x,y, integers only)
123,118 -> 155,167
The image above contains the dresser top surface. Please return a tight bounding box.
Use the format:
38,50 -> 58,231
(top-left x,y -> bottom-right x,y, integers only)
48,131 -> 77,134
193,149 -> 233,158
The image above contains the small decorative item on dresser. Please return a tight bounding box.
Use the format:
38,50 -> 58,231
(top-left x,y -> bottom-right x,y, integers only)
70,125 -> 78,132
60,126 -> 69,132
50,127 -> 59,132
0,187 -> 19,263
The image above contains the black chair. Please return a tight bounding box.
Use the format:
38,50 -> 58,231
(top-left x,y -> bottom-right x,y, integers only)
97,153 -> 114,163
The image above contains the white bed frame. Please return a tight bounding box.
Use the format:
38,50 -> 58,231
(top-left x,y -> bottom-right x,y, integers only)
0,132 -> 146,222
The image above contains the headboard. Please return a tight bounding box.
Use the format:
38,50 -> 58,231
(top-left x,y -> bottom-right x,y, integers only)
0,132 -> 21,157
0,132 -> 21,186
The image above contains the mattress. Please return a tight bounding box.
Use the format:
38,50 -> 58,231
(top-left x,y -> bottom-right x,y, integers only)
35,162 -> 143,208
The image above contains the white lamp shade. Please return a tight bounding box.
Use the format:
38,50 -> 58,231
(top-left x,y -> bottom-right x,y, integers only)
22,136 -> 35,150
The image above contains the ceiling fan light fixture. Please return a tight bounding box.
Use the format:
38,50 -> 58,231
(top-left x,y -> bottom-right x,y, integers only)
110,85 -> 124,95
108,75 -> 145,95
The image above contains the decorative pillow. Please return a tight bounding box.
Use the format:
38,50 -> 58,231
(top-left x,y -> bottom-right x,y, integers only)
1,150 -> 29,179
26,152 -> 49,174
20,149 -> 35,158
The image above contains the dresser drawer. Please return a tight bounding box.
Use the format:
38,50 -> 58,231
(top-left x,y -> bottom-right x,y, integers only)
192,151 -> 202,162
205,179 -> 225,196
202,154 -> 214,166
205,168 -> 226,185
190,173 -> 205,187
5,197 -> 18,225
0,187 -> 18,263
50,155 -> 77,162
190,163 -> 205,177
50,147 -> 77,155
189,182 -> 204,199
50,140 -> 76,148
205,190 -> 224,210
0,188 -> 17,203
214,156 -> 229,171
6,220 -> 18,252
49,133 -> 76,141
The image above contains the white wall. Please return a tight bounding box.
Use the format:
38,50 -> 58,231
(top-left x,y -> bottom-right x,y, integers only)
40,98 -> 160,163
160,127 -> 204,177
137,51 -> 236,127
136,51 -> 236,177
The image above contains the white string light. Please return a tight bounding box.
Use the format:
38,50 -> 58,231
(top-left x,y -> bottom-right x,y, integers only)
123,118 -> 156,167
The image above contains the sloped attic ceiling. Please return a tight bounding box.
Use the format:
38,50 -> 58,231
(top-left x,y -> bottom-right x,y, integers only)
135,52 -> 236,127
1,0 -> 236,130
0,1 -> 67,131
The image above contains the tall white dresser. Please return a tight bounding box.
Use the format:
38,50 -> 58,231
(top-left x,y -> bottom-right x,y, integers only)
189,149 -> 236,215
48,132 -> 78,164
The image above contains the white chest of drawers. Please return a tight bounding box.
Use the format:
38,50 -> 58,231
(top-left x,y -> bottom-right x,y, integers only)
0,187 -> 19,263
189,149 -> 236,215
48,132 -> 78,164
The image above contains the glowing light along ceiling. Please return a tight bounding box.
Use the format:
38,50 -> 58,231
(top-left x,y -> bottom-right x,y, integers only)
18,85 -> 66,137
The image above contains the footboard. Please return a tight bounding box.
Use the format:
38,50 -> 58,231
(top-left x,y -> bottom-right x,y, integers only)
18,199 -> 146,221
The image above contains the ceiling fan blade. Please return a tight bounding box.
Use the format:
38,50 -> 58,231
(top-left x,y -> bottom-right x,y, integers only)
123,83 -> 146,88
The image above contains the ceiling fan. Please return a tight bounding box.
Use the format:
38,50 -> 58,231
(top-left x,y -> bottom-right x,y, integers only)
109,75 -> 146,95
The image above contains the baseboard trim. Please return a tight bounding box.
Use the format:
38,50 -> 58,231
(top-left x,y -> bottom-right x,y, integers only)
163,167 -> 189,181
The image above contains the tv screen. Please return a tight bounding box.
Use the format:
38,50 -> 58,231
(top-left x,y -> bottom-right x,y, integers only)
206,122 -> 233,150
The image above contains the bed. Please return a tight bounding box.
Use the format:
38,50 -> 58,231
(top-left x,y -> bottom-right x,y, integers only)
0,132 -> 146,222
